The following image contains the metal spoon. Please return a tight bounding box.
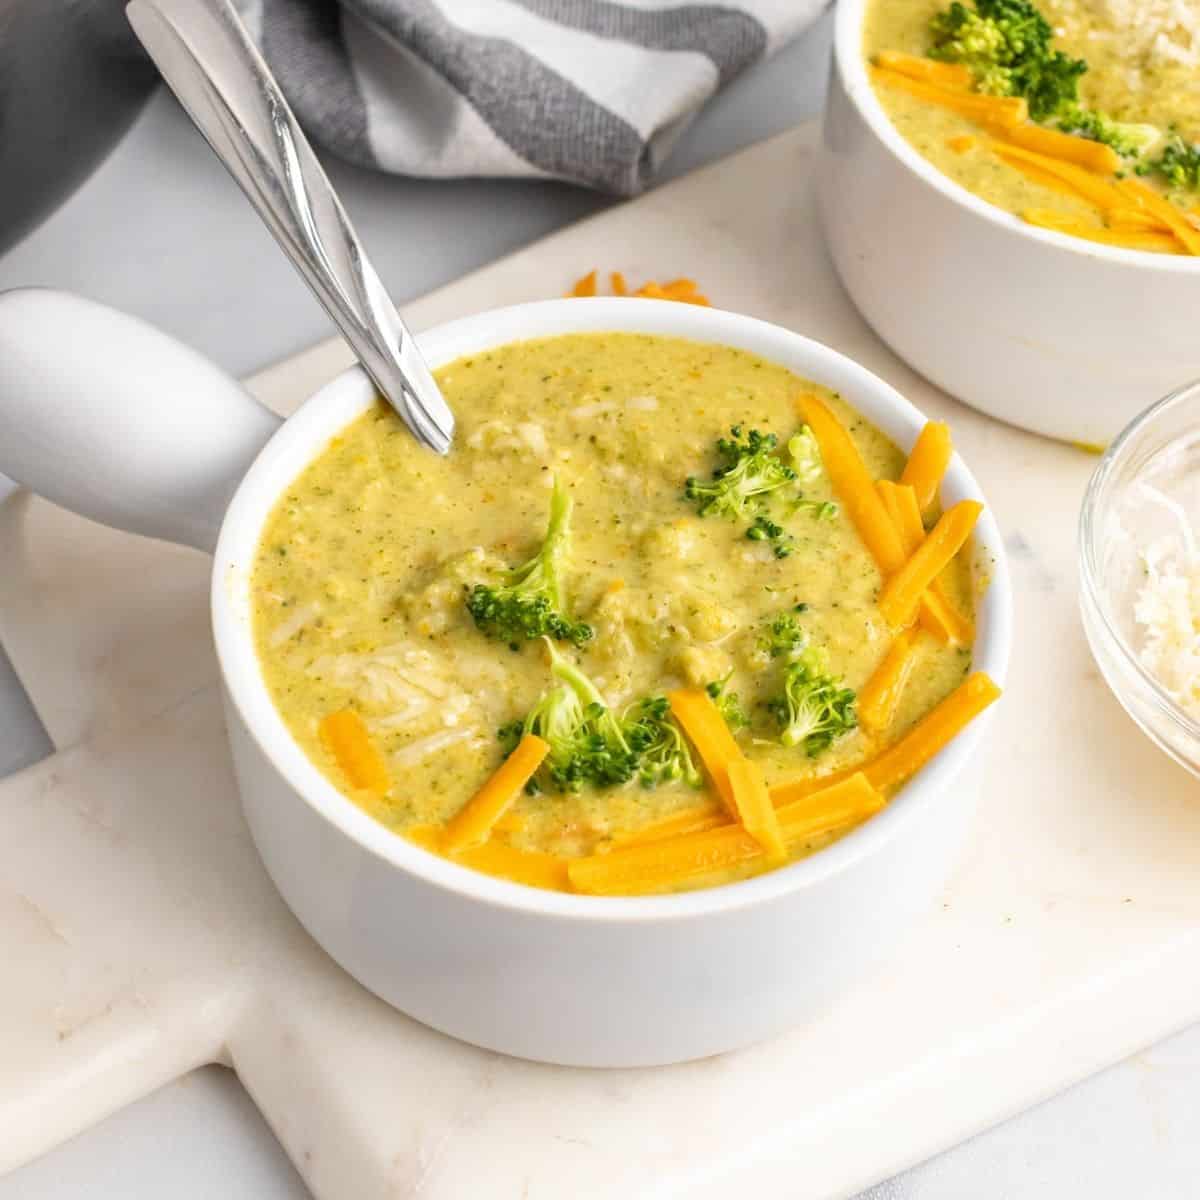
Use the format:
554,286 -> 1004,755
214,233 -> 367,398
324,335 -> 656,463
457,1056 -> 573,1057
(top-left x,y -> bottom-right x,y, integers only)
125,0 -> 455,454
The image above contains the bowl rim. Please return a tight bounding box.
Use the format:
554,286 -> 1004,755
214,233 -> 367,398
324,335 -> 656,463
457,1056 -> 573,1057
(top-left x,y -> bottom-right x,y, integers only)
833,0 -> 1200,274
1079,377 -> 1200,749
212,297 -> 1013,922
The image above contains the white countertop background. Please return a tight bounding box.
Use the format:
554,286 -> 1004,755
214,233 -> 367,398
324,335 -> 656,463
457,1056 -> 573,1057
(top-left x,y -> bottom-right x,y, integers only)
2,13 -> 1199,1195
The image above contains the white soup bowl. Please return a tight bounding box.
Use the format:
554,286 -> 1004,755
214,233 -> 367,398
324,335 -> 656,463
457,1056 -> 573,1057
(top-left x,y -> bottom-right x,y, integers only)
0,289 -> 1012,1066
819,0 -> 1200,447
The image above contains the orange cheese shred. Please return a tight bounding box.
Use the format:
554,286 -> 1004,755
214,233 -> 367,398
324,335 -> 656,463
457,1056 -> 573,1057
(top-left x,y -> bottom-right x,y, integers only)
610,804 -> 727,847
493,809 -> 527,834
991,142 -> 1125,209
1000,156 -> 1104,207
570,270 -> 711,304
442,734 -> 549,853
450,841 -> 570,891
988,121 -> 1120,175
878,500 -> 983,630
1106,207 -> 1172,234
878,480 -> 975,646
871,66 -> 1027,128
770,672 -> 1002,807
876,480 -> 917,549
1115,178 -> 1200,255
875,51 -> 973,91
899,421 -> 953,514
797,392 -> 907,575
727,757 -> 786,862
569,270 -> 598,297
635,281 -> 669,299
318,710 -> 390,796
1023,209 -> 1182,253
667,688 -> 743,813
568,774 -> 883,895
858,629 -> 921,735
878,496 -> 979,628
583,668 -> 1003,893
409,825 -> 569,892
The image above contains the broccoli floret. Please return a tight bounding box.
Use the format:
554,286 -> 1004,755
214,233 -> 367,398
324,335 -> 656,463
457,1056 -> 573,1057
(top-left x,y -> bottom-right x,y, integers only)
1056,106 -> 1162,159
787,425 -> 825,486
685,426 -> 796,520
793,497 -> 839,521
497,717 -> 526,757
466,478 -> 593,648
930,3 -> 1010,86
929,0 -> 1172,169
687,424 -> 834,551
500,684 -> 581,792
929,0 -> 1086,121
1153,133 -> 1200,191
747,514 -> 786,542
766,646 -> 857,756
502,641 -> 636,792
746,514 -> 794,558
759,612 -> 807,659
705,675 -> 750,731
788,426 -> 837,520
622,696 -> 702,789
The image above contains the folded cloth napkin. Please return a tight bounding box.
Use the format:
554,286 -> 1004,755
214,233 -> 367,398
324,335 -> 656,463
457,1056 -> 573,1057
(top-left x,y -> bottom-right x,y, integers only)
241,0 -> 827,195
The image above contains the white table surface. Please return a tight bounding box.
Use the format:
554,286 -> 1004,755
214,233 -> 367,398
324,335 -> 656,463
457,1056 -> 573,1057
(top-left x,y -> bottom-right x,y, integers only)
3,13 -> 1199,1196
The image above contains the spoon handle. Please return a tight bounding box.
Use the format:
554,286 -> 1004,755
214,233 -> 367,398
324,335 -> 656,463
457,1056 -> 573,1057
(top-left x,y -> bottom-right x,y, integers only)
125,0 -> 454,454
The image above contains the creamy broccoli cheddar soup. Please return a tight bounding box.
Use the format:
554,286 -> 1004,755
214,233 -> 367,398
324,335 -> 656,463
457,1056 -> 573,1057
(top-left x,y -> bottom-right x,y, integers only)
865,0 -> 1200,254
252,332 -> 997,896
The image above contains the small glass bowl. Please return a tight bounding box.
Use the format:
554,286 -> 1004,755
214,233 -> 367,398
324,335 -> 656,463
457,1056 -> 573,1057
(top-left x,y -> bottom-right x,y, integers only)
1080,378 -> 1200,778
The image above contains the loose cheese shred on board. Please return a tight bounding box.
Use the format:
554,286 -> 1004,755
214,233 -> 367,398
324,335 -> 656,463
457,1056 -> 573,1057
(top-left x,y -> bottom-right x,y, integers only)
568,271 -> 710,305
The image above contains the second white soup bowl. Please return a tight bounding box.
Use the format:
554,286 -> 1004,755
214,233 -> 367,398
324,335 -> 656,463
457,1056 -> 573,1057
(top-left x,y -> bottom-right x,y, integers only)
819,0 -> 1200,447
0,290 -> 1012,1067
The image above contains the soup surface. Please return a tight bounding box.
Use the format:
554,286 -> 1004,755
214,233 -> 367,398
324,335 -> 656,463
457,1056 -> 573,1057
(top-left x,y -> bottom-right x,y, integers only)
864,0 -> 1200,252
252,333 -> 978,893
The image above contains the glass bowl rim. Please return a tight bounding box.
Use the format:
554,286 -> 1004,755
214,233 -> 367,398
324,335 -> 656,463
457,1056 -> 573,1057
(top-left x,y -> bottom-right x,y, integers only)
1079,377 -> 1200,751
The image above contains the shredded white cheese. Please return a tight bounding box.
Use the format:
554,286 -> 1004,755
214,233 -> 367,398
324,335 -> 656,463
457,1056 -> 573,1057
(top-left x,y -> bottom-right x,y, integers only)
1132,484 -> 1200,719
573,394 -> 659,419
571,399 -> 617,419
1134,538 -> 1200,717
515,422 -> 549,457
268,602 -> 320,647
307,643 -> 451,709
1092,0 -> 1200,67
465,418 -> 550,459
392,728 -> 479,766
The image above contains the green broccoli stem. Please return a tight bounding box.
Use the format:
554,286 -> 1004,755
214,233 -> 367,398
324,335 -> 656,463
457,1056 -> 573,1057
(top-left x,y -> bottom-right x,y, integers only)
768,647 -> 857,756
511,477 -> 572,609
546,640 -> 632,753
465,477 -> 593,647
524,682 -> 583,758
928,0 -> 1087,122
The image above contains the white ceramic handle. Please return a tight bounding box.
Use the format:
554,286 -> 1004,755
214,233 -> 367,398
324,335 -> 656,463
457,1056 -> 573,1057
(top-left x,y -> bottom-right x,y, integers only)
0,289 -> 281,553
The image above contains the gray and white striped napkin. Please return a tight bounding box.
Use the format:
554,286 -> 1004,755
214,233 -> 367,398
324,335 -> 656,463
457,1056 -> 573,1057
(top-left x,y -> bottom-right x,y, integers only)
240,0 -> 826,196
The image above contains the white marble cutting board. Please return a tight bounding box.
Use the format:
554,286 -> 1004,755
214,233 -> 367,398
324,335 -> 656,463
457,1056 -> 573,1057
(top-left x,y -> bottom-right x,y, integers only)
3,124 -> 1200,1200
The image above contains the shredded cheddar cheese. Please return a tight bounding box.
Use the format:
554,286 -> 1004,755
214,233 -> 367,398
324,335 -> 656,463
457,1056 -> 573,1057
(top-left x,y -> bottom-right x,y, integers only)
568,270 -> 710,305
1133,486 -> 1200,721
